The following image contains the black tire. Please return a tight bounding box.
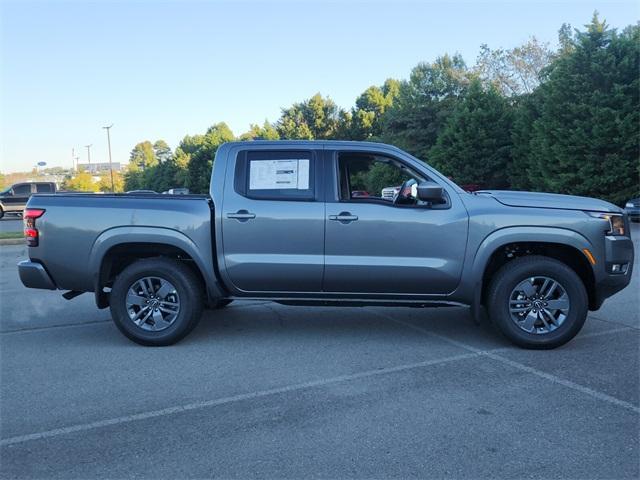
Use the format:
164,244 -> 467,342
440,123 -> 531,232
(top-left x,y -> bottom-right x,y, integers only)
110,257 -> 204,346
0,207 -> 4,220
212,299 -> 233,309
486,255 -> 588,349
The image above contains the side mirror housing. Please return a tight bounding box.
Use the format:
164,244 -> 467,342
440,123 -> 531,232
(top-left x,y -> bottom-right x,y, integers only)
416,181 -> 443,202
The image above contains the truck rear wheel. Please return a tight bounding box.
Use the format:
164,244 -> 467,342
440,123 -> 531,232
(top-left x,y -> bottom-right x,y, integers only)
486,255 -> 588,349
110,257 -> 204,346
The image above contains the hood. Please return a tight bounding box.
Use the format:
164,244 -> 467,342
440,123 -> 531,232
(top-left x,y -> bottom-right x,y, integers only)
476,190 -> 622,213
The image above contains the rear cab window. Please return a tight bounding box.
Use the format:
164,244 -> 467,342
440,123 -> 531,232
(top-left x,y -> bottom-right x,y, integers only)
36,183 -> 54,193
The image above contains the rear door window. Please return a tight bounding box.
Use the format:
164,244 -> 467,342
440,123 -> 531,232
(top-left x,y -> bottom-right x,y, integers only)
234,150 -> 317,201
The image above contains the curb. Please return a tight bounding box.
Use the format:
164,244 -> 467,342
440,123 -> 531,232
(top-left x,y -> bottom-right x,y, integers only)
0,238 -> 25,246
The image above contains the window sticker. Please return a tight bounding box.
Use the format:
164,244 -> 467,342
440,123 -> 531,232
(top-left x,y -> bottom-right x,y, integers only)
249,159 -> 310,190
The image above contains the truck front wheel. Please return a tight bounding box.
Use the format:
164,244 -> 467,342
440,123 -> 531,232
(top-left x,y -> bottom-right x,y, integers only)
110,258 -> 204,346
486,255 -> 588,349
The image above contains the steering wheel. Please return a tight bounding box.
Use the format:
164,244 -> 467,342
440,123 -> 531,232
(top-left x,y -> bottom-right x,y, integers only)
393,179 -> 417,205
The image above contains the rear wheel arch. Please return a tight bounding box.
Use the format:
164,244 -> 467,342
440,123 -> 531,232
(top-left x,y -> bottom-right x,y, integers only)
96,242 -> 208,308
90,227 -> 224,307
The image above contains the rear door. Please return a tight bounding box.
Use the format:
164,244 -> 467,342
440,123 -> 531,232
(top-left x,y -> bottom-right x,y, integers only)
221,147 -> 325,293
323,150 -> 468,295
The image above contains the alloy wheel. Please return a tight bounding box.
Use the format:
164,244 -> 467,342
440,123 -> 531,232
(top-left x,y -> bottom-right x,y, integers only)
509,276 -> 570,334
125,276 -> 180,331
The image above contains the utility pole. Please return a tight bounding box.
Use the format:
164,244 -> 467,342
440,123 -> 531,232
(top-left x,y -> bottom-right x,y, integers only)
85,144 -> 92,173
71,147 -> 75,171
103,124 -> 114,192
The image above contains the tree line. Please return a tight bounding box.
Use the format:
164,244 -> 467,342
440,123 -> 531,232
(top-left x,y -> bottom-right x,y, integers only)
124,14 -> 639,205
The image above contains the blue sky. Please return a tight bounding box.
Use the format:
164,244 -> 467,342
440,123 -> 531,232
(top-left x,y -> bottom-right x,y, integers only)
1,0 -> 638,172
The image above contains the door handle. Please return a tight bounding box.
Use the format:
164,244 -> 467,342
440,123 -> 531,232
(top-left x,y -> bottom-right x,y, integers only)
227,210 -> 256,221
329,212 -> 358,223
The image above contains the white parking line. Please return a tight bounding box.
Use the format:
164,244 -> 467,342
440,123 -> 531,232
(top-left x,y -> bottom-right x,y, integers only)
0,351 -> 480,447
371,311 -> 640,415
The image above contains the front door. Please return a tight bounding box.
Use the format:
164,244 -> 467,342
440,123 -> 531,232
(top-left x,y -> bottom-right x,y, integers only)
2,183 -> 31,212
221,147 -> 325,293
323,151 -> 468,295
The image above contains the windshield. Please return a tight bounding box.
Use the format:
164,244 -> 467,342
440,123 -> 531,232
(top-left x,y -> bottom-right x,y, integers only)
0,187 -> 11,195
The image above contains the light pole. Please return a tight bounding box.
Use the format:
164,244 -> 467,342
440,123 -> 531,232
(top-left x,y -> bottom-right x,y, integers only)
103,124 -> 114,192
85,144 -> 92,172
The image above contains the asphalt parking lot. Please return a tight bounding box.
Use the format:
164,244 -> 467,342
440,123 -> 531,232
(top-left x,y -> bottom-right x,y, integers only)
0,218 -> 22,234
1,225 -> 639,479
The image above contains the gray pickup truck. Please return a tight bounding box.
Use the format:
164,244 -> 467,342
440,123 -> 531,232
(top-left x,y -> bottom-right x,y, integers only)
18,141 -> 634,348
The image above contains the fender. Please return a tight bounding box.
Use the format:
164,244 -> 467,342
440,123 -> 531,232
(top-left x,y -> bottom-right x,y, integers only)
89,226 -> 223,307
466,226 -> 595,322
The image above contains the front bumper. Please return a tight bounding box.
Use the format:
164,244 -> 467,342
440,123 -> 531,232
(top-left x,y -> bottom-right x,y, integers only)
18,260 -> 57,290
593,235 -> 634,308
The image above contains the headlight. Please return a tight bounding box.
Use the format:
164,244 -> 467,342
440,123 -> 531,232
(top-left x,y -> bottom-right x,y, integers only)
626,202 -> 634,208
587,212 -> 625,236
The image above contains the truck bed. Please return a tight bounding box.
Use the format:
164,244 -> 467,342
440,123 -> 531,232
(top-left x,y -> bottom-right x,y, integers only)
25,193 -> 214,294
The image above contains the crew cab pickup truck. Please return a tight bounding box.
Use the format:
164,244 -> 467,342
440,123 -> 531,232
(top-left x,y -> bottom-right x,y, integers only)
0,181 -> 57,218
18,141 -> 634,348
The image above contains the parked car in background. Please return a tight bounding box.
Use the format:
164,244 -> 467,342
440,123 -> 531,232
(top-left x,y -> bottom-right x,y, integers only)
381,186 -> 400,200
0,182 -> 57,218
163,188 -> 190,195
350,190 -> 370,198
125,190 -> 157,194
18,141 -> 634,349
625,198 -> 640,222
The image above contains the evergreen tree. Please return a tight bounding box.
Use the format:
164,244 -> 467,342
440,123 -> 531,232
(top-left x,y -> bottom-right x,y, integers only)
526,15 -> 639,204
186,123 -> 235,193
129,141 -> 157,170
239,121 -> 280,141
382,54 -> 469,159
428,79 -> 514,189
153,140 -> 173,163
350,79 -> 400,140
277,93 -> 345,140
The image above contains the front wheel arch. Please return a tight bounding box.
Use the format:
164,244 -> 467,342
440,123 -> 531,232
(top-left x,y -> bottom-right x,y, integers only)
479,241 -> 596,312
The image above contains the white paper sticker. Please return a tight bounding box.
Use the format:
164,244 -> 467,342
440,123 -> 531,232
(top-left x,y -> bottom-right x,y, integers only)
249,159 -> 310,190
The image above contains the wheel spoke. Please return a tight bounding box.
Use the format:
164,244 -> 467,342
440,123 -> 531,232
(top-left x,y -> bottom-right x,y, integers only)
152,309 -> 170,330
541,309 -> 557,326
131,306 -> 149,321
160,299 -> 179,307
519,279 -> 537,297
546,294 -> 570,311
543,281 -> 559,300
126,293 -> 147,306
539,278 -> 552,297
520,310 -> 538,332
137,308 -> 154,326
510,306 -> 530,313
155,279 -> 174,299
539,310 -> 551,330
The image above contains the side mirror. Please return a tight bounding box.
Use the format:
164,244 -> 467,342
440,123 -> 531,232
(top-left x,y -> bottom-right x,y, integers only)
416,181 -> 443,202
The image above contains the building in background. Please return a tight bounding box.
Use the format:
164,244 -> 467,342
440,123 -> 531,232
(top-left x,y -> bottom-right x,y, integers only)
77,162 -> 123,173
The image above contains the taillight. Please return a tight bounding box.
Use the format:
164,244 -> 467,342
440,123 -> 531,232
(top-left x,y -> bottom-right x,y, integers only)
24,209 -> 45,247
